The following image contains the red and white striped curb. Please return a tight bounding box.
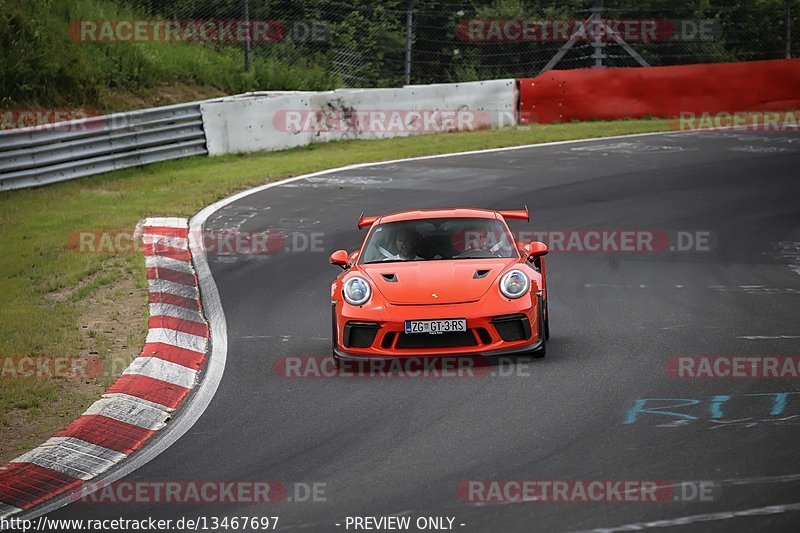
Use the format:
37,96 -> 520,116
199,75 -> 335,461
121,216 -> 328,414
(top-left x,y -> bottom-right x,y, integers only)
0,217 -> 208,518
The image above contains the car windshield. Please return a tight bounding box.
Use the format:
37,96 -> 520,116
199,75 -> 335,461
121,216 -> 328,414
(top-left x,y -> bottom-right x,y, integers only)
361,217 -> 518,264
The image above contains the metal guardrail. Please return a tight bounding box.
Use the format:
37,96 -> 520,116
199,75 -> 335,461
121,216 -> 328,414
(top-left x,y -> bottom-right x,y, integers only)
0,102 -> 209,191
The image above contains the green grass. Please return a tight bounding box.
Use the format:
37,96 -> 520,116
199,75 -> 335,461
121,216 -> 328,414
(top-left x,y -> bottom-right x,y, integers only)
0,119 -> 669,440
0,0 -> 338,109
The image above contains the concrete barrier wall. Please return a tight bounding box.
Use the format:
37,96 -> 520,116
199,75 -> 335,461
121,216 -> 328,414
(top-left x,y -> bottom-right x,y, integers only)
201,80 -> 517,156
517,59 -> 800,124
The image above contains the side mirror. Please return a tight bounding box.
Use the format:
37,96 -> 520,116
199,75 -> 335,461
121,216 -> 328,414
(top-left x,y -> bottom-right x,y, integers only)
529,241 -> 549,257
520,241 -> 549,260
329,250 -> 350,269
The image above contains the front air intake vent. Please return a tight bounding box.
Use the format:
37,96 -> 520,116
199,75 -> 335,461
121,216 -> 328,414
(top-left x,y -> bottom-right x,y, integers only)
381,331 -> 397,349
492,314 -> 531,342
343,322 -> 379,348
476,328 -> 493,344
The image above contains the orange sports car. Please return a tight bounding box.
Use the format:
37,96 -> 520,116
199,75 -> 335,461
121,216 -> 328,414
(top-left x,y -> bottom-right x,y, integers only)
329,208 -> 549,361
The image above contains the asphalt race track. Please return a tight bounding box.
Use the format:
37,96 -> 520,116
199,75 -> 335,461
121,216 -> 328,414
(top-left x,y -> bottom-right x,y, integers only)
46,131 -> 800,531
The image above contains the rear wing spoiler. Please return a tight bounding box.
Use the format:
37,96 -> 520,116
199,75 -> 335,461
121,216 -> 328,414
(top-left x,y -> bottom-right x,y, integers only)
358,213 -> 380,229
498,206 -> 530,222
359,207 -> 529,229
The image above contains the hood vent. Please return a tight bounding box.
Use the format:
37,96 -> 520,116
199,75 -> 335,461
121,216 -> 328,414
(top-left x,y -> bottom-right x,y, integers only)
381,273 -> 398,282
473,269 -> 491,279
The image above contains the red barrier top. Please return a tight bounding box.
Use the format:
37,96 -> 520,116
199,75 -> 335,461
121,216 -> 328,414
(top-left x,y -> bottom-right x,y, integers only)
518,59 -> 800,124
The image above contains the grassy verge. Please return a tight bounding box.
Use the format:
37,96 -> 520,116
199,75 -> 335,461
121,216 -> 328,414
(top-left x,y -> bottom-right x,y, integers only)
1,0 -> 337,110
0,119 -> 669,463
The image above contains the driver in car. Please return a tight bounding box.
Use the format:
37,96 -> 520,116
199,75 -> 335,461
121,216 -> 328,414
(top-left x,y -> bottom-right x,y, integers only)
380,228 -> 424,261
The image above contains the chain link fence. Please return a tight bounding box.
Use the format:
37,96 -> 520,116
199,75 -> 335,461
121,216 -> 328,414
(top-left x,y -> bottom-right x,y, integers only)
415,0 -> 799,81
105,0 -> 800,87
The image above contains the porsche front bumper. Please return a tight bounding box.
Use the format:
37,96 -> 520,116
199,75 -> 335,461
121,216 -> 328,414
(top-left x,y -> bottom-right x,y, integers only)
333,294 -> 544,360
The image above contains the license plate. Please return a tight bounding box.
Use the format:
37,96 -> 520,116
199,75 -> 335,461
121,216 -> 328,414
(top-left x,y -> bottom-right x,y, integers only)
404,319 -> 466,335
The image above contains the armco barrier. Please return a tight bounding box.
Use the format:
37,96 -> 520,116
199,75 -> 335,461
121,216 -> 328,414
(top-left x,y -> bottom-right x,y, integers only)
200,80 -> 517,155
518,59 -> 800,124
0,102 -> 212,191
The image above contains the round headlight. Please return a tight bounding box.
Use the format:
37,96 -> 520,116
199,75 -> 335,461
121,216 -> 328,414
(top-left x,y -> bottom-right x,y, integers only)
499,269 -> 530,299
343,276 -> 371,306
